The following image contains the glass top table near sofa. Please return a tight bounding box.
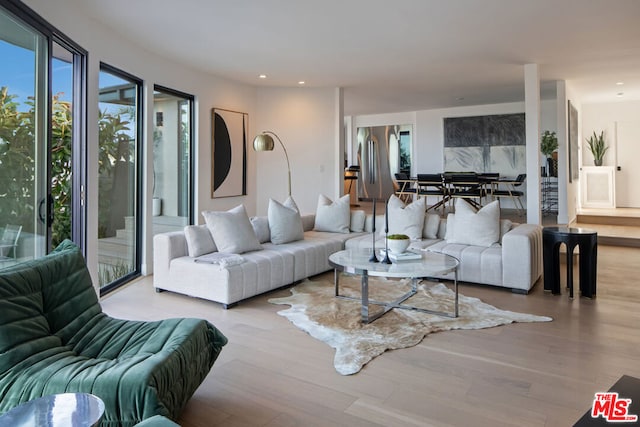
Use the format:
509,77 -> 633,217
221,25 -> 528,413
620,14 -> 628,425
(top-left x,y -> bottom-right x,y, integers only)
0,393 -> 105,427
328,248 -> 460,323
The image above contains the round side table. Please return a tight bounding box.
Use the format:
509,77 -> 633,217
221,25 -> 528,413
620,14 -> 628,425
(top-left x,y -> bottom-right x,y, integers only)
542,226 -> 597,299
0,393 -> 105,427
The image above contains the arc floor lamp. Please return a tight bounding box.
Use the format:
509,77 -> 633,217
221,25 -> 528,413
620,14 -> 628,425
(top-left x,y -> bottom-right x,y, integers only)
253,131 -> 292,196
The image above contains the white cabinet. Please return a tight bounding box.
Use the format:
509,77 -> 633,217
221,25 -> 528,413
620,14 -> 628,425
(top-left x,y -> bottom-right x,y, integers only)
581,166 -> 616,208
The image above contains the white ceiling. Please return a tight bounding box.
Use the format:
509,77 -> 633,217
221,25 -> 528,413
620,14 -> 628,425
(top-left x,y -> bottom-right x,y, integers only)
70,0 -> 640,115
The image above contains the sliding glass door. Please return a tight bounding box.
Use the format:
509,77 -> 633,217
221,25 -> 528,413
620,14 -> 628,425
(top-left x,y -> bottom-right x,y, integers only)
0,4 -> 85,268
98,64 -> 142,291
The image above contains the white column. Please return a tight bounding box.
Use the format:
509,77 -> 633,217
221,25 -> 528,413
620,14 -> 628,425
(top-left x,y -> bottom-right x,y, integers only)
335,87 -> 345,198
556,81 -> 569,224
525,64 -> 542,225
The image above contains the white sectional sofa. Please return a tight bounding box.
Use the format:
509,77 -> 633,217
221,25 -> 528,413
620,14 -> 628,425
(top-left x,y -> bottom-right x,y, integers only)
153,204 -> 543,308
345,215 -> 543,294
153,214 -> 366,308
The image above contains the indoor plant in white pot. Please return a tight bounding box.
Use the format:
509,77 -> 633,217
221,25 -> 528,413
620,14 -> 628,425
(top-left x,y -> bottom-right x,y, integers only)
386,234 -> 410,254
586,131 -> 608,166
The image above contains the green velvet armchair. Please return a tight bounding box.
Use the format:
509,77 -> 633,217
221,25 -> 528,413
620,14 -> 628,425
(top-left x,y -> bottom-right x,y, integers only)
0,240 -> 227,426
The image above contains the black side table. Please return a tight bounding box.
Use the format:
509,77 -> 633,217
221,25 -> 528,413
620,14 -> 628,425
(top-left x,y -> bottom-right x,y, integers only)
543,226 -> 597,299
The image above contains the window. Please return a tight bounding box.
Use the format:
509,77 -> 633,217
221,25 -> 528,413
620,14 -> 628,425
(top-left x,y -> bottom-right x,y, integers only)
98,64 -> 142,292
152,85 -> 194,230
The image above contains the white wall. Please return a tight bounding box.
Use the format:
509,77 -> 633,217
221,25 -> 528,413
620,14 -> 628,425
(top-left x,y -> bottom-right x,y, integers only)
254,87 -> 340,215
25,0 -> 258,284
582,100 -> 640,166
564,82 -> 582,223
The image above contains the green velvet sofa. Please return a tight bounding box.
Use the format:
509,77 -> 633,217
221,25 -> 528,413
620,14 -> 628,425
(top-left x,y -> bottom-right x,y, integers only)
0,241 -> 227,426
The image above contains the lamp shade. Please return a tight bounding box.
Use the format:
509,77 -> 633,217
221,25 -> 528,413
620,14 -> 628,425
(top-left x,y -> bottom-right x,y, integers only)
253,134 -> 275,151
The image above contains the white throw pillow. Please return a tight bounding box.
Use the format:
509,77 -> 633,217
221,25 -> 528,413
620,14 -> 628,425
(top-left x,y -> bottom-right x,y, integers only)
380,195 -> 425,240
250,216 -> 271,243
314,194 -> 351,233
422,213 -> 441,239
499,219 -> 513,243
350,210 -> 366,232
184,225 -> 217,257
447,199 -> 500,247
268,196 -> 304,244
202,204 -> 262,254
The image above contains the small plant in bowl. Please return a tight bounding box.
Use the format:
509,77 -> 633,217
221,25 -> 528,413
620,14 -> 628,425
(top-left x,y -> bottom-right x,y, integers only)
387,234 -> 410,253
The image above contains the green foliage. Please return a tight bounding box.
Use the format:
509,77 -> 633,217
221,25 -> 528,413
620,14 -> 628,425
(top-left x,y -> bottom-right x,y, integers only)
98,260 -> 133,288
51,94 -> 72,247
97,107 -> 134,238
540,130 -> 558,157
0,86 -> 132,246
586,131 -> 608,166
0,86 -> 37,233
387,234 -> 410,240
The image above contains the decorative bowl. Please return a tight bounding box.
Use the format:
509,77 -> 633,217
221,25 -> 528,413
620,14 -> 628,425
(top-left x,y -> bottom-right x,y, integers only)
387,237 -> 410,254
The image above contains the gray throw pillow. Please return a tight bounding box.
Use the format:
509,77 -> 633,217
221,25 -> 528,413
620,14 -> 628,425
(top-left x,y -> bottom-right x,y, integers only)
381,195 -> 425,240
250,216 -> 271,243
447,199 -> 500,247
184,224 -> 217,257
268,196 -> 304,244
202,204 -> 262,254
314,194 -> 350,233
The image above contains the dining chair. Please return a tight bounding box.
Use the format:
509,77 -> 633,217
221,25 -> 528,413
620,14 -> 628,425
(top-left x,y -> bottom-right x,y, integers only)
394,172 -> 417,203
416,173 -> 446,212
446,173 -> 483,209
492,174 -> 527,215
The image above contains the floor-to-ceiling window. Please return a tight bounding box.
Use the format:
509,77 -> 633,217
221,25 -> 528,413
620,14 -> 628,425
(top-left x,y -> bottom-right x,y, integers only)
152,85 -> 194,232
0,2 -> 86,269
98,64 -> 142,292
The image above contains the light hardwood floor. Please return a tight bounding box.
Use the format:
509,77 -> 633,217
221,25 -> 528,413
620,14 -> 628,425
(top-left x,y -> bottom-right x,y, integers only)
102,244 -> 640,427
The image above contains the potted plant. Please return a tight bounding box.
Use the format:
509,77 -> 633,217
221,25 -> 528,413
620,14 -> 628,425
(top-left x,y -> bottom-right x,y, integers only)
386,233 -> 410,254
586,131 -> 608,166
541,130 -> 559,176
541,130 -> 558,158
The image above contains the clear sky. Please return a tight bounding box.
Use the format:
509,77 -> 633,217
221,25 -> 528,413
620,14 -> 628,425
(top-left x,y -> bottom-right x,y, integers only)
1,40 -> 74,108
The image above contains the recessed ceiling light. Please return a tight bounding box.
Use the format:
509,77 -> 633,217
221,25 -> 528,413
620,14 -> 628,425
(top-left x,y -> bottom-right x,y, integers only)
616,81 -> 624,86
259,74 -> 267,79
298,81 -> 305,85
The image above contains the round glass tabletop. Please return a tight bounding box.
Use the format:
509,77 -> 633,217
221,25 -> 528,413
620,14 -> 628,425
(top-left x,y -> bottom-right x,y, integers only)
329,248 -> 459,279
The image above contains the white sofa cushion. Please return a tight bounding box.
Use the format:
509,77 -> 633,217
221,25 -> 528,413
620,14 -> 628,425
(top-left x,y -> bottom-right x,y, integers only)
350,210 -> 366,232
203,204 -> 262,254
445,199 -> 500,247
381,195 -> 425,240
423,213 -> 440,239
184,225 -> 217,257
250,216 -> 271,243
314,194 -> 350,233
268,197 -> 304,244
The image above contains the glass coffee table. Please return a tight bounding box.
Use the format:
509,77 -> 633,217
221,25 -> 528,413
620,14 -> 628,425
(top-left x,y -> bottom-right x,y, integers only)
328,248 -> 460,324
0,393 -> 105,426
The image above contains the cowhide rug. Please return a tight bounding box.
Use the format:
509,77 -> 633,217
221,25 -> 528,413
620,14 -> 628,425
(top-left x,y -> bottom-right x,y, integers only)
268,274 -> 552,375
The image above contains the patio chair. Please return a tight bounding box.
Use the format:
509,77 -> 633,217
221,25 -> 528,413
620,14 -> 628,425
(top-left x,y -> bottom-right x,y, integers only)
0,224 -> 22,260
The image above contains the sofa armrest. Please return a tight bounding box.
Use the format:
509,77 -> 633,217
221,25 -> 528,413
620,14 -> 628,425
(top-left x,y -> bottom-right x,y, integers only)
501,224 -> 543,292
153,232 -> 188,285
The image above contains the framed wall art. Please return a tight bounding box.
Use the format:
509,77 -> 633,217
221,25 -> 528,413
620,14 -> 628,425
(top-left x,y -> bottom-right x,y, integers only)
211,108 -> 247,198
567,100 -> 579,183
